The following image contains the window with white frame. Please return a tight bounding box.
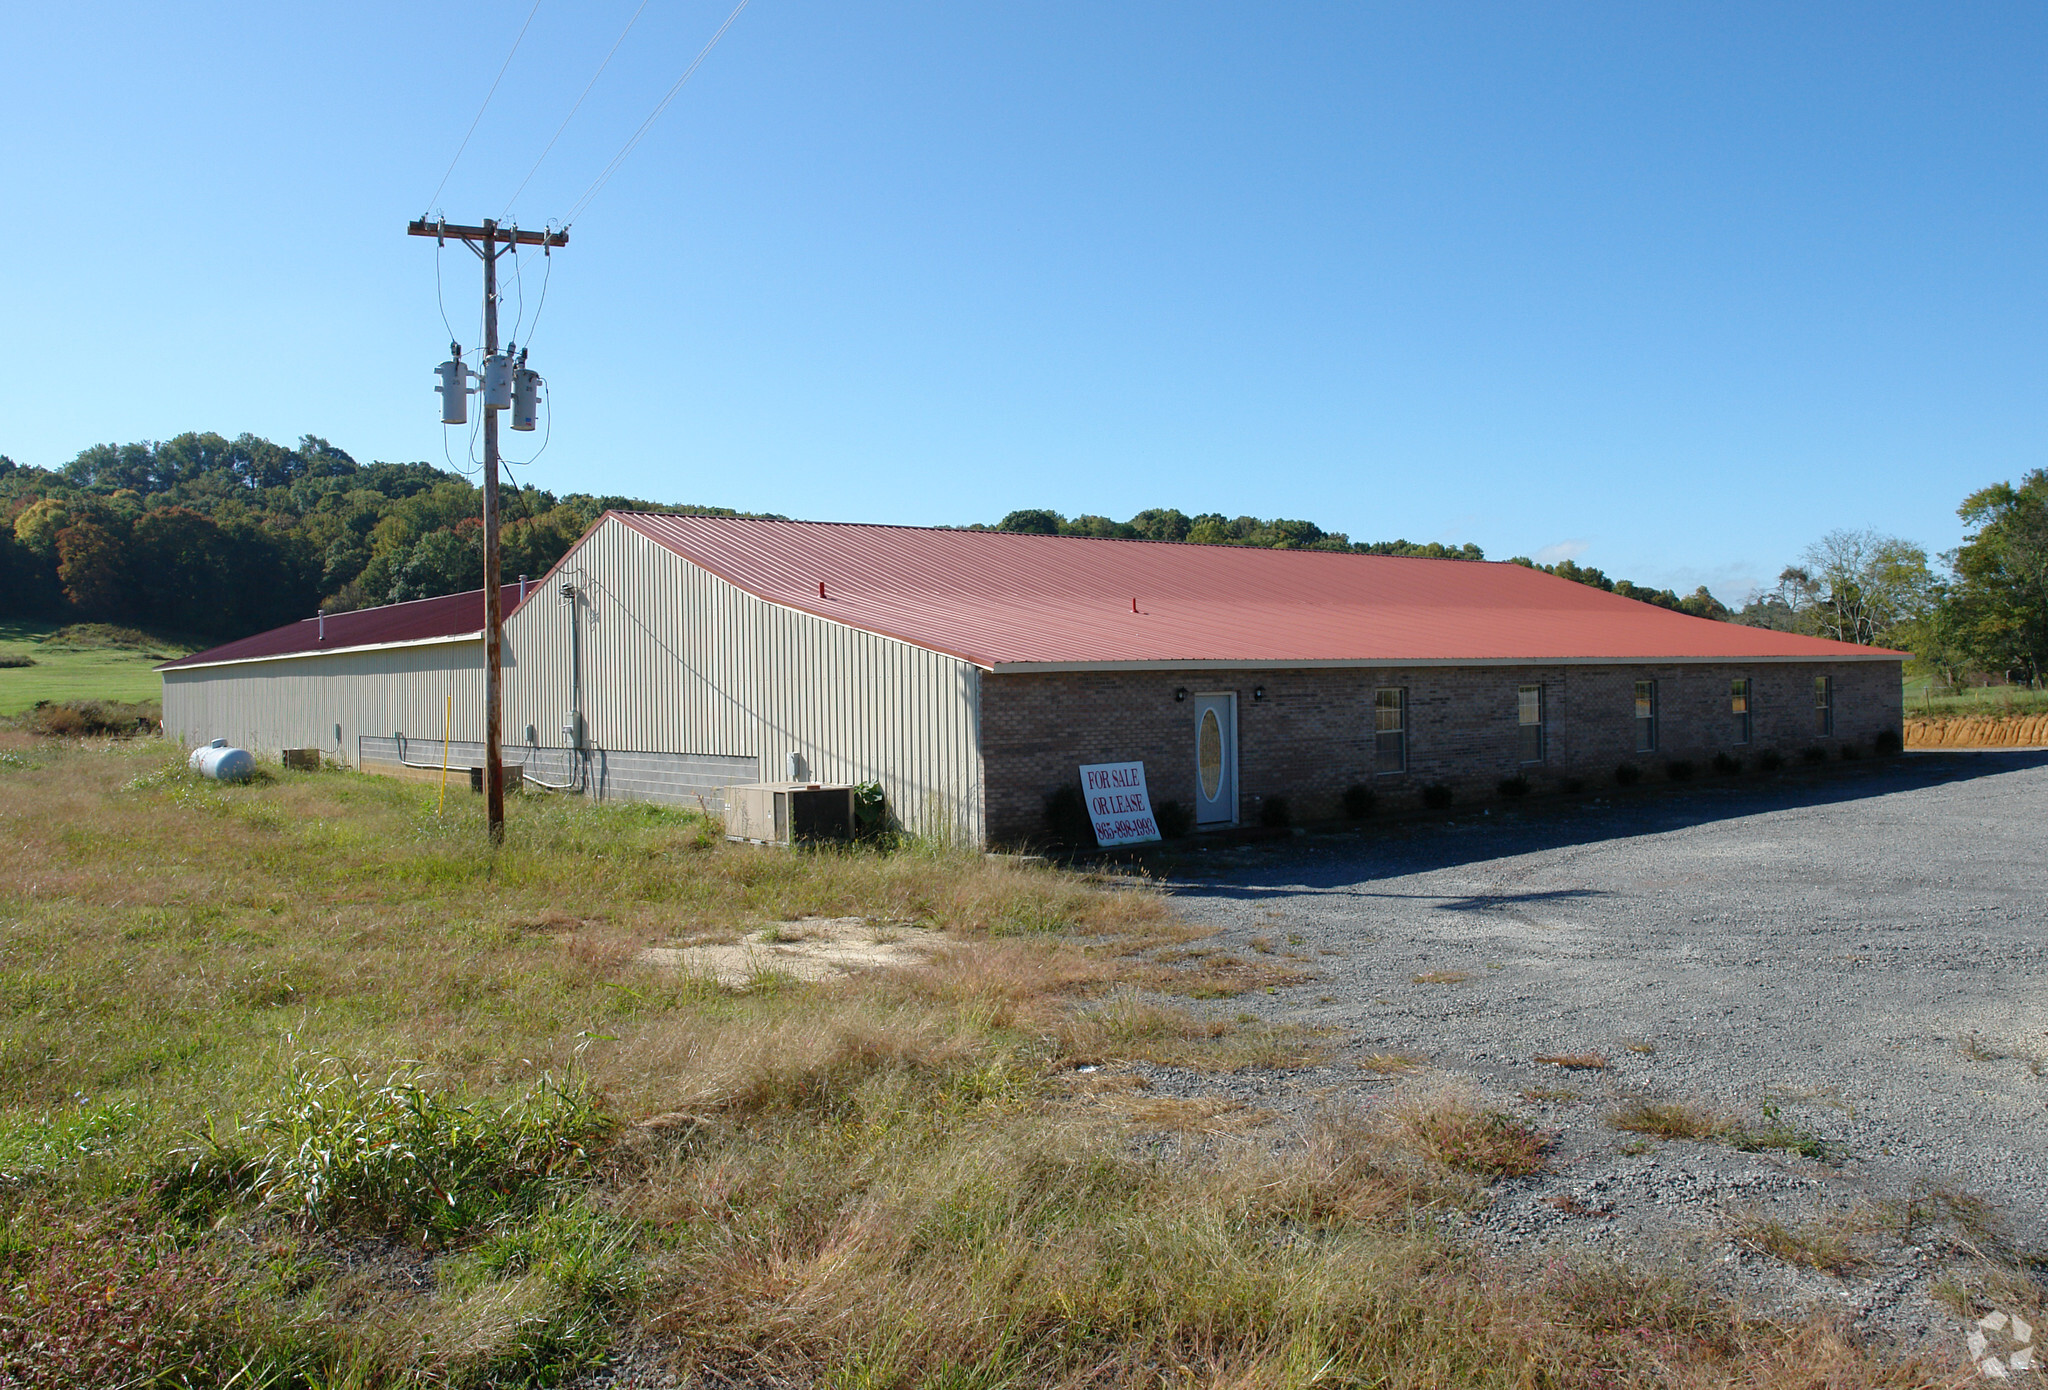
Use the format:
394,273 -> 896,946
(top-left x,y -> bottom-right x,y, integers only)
1374,687 -> 1406,774
1634,680 -> 1658,752
1517,684 -> 1545,763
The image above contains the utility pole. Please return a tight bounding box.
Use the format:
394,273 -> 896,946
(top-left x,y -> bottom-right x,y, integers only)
407,217 -> 568,844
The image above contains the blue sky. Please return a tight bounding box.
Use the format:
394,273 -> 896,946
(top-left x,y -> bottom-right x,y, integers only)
2,3 -> 2041,601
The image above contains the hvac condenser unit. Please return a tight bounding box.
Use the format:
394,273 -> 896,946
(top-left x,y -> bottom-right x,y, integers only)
725,782 -> 856,846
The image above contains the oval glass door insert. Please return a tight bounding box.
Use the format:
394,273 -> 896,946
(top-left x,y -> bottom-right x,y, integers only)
1198,708 -> 1223,800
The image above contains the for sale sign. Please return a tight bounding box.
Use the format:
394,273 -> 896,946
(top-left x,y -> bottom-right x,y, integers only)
1079,761 -> 1161,847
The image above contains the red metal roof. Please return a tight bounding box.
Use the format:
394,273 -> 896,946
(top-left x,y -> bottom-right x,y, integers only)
611,514 -> 1902,669
159,585 -> 527,670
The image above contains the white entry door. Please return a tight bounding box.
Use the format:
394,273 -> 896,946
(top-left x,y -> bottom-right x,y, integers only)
1192,693 -> 1237,825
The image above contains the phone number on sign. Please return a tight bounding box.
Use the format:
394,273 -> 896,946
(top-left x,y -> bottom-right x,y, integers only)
1094,817 -> 1158,840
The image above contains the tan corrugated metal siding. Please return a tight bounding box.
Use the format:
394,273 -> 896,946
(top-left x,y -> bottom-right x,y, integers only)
162,640 -> 485,764
505,517 -> 984,841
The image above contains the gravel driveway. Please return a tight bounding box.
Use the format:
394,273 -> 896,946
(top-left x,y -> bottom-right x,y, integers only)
1157,749 -> 2048,1348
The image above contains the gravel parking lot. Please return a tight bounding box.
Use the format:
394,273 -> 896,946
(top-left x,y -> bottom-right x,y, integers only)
1156,749 -> 2048,1348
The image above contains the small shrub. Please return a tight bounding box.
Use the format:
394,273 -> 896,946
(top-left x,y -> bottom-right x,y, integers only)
1559,776 -> 1586,794
0,654 -> 34,669
1495,774 -> 1530,799
1710,752 -> 1741,775
1872,727 -> 1903,755
22,698 -> 158,737
1664,760 -> 1695,782
1042,782 -> 1093,846
1153,798 -> 1192,838
232,1062 -> 613,1240
1755,748 -> 1785,771
852,779 -> 889,839
1801,746 -> 1827,764
1420,783 -> 1454,810
1839,743 -> 1861,760
1257,796 -> 1291,828
1340,784 -> 1377,819
1613,763 -> 1642,787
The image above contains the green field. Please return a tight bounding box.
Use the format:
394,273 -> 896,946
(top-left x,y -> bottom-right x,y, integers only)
0,619 -> 190,715
1902,676 -> 2048,720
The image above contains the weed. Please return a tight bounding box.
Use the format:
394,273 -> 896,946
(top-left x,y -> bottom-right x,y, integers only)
1534,1053 -> 1608,1070
1731,1101 -> 1834,1160
1873,728 -> 1903,755
1357,1052 -> 1428,1074
1609,1099 -> 1725,1141
1384,1090 -> 1551,1178
1520,1087 -> 1582,1103
1559,776 -> 1586,794
230,1062 -> 612,1239
0,653 -> 33,668
1734,1213 -> 1869,1274
1420,783 -> 1454,809
1711,752 -> 1742,774
1623,1039 -> 1657,1054
1258,795 -> 1291,828
1412,969 -> 1471,985
1613,763 -> 1642,786
1496,774 -> 1531,799
1341,784 -> 1377,819
1664,759 -> 1696,782
1802,745 -> 1828,764
1546,1194 -> 1612,1217
1755,748 -> 1786,771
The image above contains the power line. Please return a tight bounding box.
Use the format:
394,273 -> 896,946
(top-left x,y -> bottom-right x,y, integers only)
562,0 -> 751,227
501,0 -> 653,220
422,0 -> 546,217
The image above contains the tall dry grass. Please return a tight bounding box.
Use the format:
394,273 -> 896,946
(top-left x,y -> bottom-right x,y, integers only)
0,742 -> 1956,1388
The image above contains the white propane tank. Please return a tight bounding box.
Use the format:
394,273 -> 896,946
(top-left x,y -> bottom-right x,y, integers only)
436,354 -> 469,425
511,366 -> 541,431
482,353 -> 514,411
189,739 -> 255,782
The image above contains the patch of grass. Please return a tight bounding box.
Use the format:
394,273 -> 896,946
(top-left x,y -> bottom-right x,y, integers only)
1357,1052 -> 1428,1074
1383,1090 -> 1551,1178
1609,1100 -> 1834,1160
1534,1052 -> 1608,1070
1413,969 -> 1471,985
1521,1087 -> 1583,1103
1734,1213 -> 1869,1275
0,619 -> 190,715
1608,1099 -> 1725,1141
1623,1039 -> 1657,1054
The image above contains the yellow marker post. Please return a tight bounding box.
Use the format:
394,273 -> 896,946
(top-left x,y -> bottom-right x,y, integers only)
438,693 -> 452,812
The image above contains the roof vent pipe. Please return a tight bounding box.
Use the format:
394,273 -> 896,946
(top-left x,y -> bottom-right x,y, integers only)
317,612 -> 325,641
519,574 -> 528,604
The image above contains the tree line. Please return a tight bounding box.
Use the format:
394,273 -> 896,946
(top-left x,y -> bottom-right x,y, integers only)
0,433 -> 767,642
5,434 -> 2042,688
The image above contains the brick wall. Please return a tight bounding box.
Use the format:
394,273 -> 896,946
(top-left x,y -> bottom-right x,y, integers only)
979,660 -> 1902,843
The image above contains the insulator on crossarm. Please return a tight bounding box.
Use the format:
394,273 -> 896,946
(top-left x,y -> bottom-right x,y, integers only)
511,364 -> 542,432
435,346 -> 470,426
482,353 -> 514,411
